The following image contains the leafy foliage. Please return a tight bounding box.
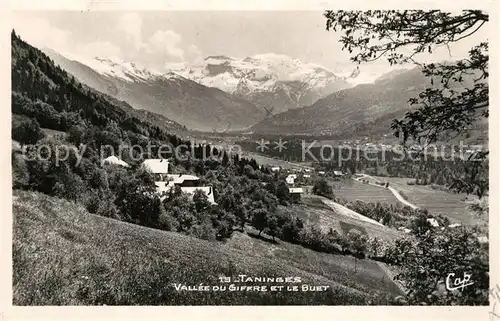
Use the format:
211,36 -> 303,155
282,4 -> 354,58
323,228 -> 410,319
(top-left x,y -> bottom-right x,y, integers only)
386,227 -> 488,305
324,10 -> 488,197
12,117 -> 45,146
312,178 -> 334,199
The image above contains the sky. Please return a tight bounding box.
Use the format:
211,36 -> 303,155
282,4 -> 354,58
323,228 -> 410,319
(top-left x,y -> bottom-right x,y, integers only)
12,11 -> 488,83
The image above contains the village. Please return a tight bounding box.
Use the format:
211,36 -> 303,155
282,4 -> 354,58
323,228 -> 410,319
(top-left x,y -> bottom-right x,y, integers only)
101,154 -> 347,206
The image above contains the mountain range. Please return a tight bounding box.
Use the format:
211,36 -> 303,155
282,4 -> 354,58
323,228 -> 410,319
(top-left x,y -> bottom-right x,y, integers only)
44,50 -> 265,132
250,65 -> 488,140
250,67 -> 428,137
42,47 -> 486,141
168,54 -> 352,115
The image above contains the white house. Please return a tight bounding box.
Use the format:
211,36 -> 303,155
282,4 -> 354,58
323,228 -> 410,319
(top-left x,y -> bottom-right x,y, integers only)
155,174 -> 216,205
333,170 -> 343,177
102,155 -> 130,168
271,166 -> 281,172
180,186 -> 216,205
448,223 -> 461,228
318,171 -> 326,175
165,174 -> 200,187
286,174 -> 297,185
398,227 -> 412,234
303,174 -> 311,178
289,187 -> 304,201
427,218 -> 440,227
142,159 -> 169,181
143,160 -> 216,205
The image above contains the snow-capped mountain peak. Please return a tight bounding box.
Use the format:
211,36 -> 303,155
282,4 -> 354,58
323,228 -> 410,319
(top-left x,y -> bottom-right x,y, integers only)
167,53 -> 351,114
64,54 -> 184,83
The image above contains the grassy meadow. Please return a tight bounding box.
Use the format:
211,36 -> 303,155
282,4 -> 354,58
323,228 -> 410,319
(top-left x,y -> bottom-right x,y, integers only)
13,190 -> 400,305
332,179 -> 400,205
371,176 -> 478,225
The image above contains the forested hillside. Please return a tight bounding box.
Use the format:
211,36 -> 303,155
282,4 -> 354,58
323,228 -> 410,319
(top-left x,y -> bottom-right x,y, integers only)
10,30 -> 304,244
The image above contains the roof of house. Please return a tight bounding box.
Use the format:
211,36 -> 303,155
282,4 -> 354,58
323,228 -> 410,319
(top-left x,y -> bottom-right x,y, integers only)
156,185 -> 216,205
289,187 -> 304,194
427,218 -> 440,227
333,170 -> 343,175
287,174 -> 298,179
165,174 -> 200,185
398,227 -> 412,233
102,155 -> 130,168
142,159 -> 169,174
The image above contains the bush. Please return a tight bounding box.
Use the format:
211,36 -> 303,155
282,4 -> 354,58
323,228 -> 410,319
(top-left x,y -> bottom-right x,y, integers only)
188,218 -> 217,241
12,118 -> 45,146
158,207 -> 179,232
312,179 -> 334,199
265,216 -> 281,241
12,152 -> 29,189
251,207 -> 268,236
280,216 -> 304,243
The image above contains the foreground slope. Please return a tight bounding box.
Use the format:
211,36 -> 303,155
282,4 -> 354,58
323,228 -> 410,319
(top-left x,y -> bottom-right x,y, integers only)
13,191 -> 400,305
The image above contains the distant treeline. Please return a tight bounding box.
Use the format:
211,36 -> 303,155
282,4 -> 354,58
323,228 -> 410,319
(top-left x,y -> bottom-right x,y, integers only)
238,139 -> 488,195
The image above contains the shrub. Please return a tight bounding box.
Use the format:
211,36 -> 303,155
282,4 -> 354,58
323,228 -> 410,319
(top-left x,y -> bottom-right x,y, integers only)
12,152 -> 29,189
312,178 -> 334,199
251,207 -> 268,236
265,216 -> 281,241
12,118 -> 45,146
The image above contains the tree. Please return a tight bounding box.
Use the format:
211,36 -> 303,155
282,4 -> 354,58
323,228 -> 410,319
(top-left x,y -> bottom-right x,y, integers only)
210,206 -> 236,240
410,212 -> 433,237
312,178 -> 334,199
12,152 -> 29,189
53,163 -> 85,203
251,207 -> 268,236
387,227 -> 488,305
281,216 -> 304,243
347,230 -> 367,258
325,10 -> 488,197
275,181 -> 291,205
367,236 -> 384,258
265,216 -> 281,242
12,118 -> 45,146
68,124 -> 86,146
193,189 -> 211,214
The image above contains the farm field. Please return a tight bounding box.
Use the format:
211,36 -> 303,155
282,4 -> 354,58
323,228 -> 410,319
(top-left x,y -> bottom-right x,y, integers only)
371,176 -> 477,225
332,178 -> 400,205
13,190 -> 398,305
244,152 -> 313,170
41,127 -> 67,138
280,196 -> 403,242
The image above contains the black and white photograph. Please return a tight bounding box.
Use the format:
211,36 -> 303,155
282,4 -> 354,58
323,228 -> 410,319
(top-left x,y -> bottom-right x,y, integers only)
4,2 -> 497,314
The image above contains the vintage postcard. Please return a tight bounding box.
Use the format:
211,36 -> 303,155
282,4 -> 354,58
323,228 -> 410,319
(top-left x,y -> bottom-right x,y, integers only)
1,0 -> 498,320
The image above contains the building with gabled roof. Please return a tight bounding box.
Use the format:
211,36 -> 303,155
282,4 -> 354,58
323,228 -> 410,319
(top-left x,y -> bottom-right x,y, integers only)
102,155 -> 130,168
142,159 -> 169,174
